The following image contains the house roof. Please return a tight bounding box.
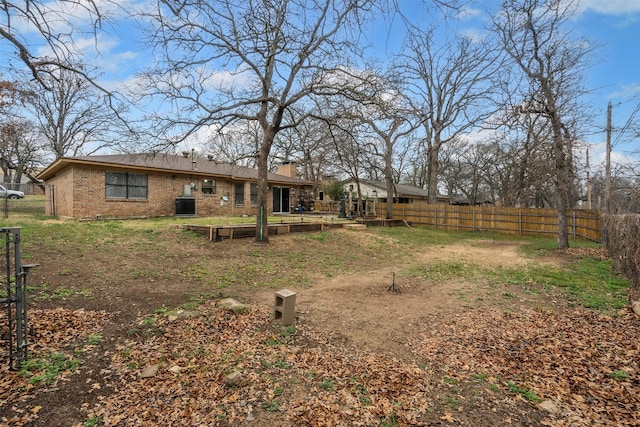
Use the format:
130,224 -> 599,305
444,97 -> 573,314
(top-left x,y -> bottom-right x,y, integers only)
345,179 -> 427,198
37,153 -> 312,185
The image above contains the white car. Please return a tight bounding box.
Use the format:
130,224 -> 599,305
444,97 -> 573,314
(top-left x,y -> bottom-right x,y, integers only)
0,185 -> 25,199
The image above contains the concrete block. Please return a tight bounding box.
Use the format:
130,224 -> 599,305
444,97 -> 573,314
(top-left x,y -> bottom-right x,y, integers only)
274,289 -> 296,325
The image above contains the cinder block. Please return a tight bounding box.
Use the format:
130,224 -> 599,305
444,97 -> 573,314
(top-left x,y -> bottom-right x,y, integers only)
274,289 -> 296,326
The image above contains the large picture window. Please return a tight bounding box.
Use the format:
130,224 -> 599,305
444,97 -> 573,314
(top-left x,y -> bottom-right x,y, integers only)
234,182 -> 245,206
105,171 -> 148,199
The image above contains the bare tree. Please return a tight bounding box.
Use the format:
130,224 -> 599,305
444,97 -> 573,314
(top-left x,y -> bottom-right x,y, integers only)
322,69 -> 418,218
357,114 -> 417,219
272,116 -> 340,183
0,78 -> 46,186
30,66 -> 123,158
0,79 -> 32,110
493,0 -> 594,249
400,27 -> 501,204
404,137 -> 429,190
487,112 -> 557,207
204,122 -> 261,168
0,0 -> 122,97
0,121 -> 44,185
139,0 -> 376,242
452,142 -> 495,205
438,137 -> 469,201
591,164 -> 640,214
318,106 -> 372,216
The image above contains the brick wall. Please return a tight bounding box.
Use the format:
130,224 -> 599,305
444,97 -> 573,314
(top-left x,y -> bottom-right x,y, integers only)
45,168 -> 74,216
45,164 -> 291,218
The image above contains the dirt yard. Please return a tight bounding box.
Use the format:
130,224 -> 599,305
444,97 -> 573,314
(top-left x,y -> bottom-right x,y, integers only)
289,239 -> 538,358
1,223 -> 638,426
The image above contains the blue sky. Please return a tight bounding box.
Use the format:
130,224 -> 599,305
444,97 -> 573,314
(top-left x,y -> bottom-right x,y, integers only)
571,2 -> 640,157
3,0 -> 639,168
359,0 -> 640,167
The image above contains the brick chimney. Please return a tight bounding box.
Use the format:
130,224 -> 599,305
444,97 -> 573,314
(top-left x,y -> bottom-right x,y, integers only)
277,162 -> 297,178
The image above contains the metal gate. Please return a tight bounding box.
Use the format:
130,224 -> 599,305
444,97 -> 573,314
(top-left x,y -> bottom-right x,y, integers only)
1,227 -> 38,370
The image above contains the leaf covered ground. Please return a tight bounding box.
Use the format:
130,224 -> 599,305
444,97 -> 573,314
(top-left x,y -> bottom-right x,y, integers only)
2,301 -> 638,426
0,222 -> 638,426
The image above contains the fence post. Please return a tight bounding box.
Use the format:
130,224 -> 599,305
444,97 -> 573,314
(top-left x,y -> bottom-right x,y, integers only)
472,207 -> 476,232
434,205 -> 437,229
573,211 -> 577,240
519,210 -> 522,235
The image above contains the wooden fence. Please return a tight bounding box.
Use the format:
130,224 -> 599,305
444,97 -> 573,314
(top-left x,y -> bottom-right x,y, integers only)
314,200 -> 602,242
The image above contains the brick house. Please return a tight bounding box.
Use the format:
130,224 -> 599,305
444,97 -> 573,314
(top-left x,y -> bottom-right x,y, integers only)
36,153 -> 313,219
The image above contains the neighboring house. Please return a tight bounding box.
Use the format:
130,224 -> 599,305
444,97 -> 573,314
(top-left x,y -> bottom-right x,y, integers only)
36,153 -> 313,218
449,198 -> 494,206
342,179 -> 450,204
336,179 -> 449,217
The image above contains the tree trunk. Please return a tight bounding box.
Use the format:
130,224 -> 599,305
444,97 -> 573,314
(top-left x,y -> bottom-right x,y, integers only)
385,179 -> 394,219
355,180 -> 364,218
255,131 -> 275,243
426,140 -> 439,204
385,137 -> 394,220
552,119 -> 570,249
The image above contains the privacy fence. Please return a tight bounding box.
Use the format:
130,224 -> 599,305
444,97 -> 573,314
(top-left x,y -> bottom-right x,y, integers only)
315,201 -> 602,242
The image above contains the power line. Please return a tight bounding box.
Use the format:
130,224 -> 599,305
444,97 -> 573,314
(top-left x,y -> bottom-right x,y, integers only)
612,101 -> 640,147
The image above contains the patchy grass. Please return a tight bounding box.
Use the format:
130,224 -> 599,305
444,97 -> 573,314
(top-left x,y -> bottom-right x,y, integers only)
8,216 -> 629,316
33,283 -> 93,301
506,381 -> 542,403
393,233 -> 629,313
319,378 -> 335,391
87,333 -> 103,345
608,370 -> 630,381
19,352 -> 82,386
407,260 -> 483,282
2,215 -> 636,427
487,259 -> 628,313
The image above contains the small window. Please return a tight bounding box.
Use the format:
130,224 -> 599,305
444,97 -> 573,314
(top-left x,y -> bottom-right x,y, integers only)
250,183 -> 258,206
202,179 -> 216,194
319,191 -> 324,201
105,171 -> 148,199
234,182 -> 245,206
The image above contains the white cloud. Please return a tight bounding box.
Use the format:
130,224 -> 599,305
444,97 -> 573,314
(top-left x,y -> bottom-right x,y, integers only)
14,0 -> 126,36
586,139 -> 637,170
33,32 -> 139,77
576,0 -> 640,15
459,28 -> 486,43
607,84 -> 640,101
457,7 -> 483,21
202,69 -> 252,92
177,125 -> 218,152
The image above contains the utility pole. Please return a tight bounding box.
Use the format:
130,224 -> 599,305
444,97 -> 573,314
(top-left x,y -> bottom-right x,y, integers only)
604,102 -> 612,214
